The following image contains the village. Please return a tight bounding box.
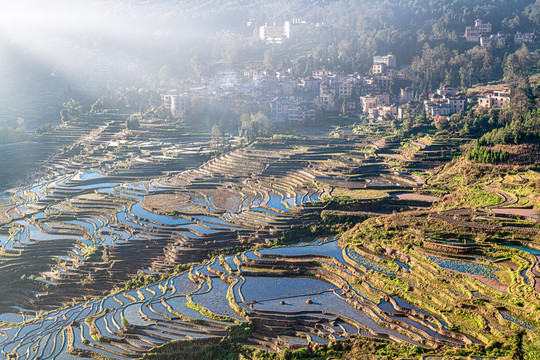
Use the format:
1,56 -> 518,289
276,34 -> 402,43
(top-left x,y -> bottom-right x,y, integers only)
160,18 -> 532,128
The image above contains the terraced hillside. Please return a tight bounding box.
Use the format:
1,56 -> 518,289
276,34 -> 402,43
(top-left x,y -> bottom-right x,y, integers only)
0,238 -> 482,359
0,116 -> 539,359
0,121 -> 401,306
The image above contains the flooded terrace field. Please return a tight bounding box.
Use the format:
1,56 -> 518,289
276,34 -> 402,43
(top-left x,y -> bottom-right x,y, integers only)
1,121 -> 524,358
0,237 -> 479,359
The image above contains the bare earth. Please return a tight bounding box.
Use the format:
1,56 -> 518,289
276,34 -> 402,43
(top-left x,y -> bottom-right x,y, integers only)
203,188 -> 243,213
492,208 -> 539,219
392,193 -> 441,202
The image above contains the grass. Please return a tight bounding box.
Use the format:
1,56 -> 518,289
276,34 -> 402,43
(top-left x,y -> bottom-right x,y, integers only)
437,186 -> 502,210
330,188 -> 389,200
185,301 -> 235,323
339,201 -> 540,342
429,157 -> 540,210
143,335 -> 513,360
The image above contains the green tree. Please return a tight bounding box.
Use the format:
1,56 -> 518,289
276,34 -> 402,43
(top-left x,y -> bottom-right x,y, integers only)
126,116 -> 140,130
211,123 -> 225,146
60,99 -> 83,123
239,112 -> 269,141
512,330 -> 526,360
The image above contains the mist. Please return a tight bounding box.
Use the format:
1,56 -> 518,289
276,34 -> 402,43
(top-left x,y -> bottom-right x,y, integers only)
0,0 -> 223,125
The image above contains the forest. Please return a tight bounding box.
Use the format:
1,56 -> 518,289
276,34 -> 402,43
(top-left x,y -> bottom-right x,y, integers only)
118,0 -> 540,88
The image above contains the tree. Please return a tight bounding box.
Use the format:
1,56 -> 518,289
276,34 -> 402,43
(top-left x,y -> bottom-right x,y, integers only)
211,123 -> 225,147
514,45 -> 531,74
60,99 -> 83,123
502,15 -> 520,30
333,96 -> 345,114
511,330 -> 526,360
35,123 -> 52,135
403,113 -> 413,134
239,112 -> 269,141
126,116 -> 140,130
504,54 -> 520,81
90,97 -> 104,114
525,2 -> 540,26
433,114 -> 448,130
264,48 -> 280,70
511,77 -> 534,119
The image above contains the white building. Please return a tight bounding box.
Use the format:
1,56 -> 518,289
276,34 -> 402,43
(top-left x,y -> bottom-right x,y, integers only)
424,86 -> 466,117
161,91 -> 189,118
373,53 -> 396,68
259,22 -> 290,44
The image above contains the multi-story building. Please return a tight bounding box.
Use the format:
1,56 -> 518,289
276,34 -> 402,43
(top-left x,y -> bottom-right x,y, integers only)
301,104 -> 317,122
360,95 -> 379,114
345,99 -> 357,113
319,92 -> 334,110
286,104 -> 303,123
424,86 -> 466,117
364,76 -> 391,93
424,101 -> 451,117
312,69 -> 337,80
447,95 -> 466,113
318,82 -> 336,110
465,19 -> 492,42
514,32 -> 535,44
270,97 -> 316,123
480,33 -> 506,48
373,53 -> 396,68
337,82 -> 354,98
269,97 -> 287,122
279,78 -> 296,96
400,87 -> 415,103
380,105 -> 398,119
436,85 -> 457,97
301,76 -> 321,91
360,94 -> 390,118
161,91 -> 189,118
478,88 -> 511,108
372,63 -> 387,74
259,21 -> 290,44
398,103 -> 418,121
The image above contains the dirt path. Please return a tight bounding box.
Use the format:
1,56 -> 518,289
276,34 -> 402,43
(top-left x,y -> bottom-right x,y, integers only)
481,183 -> 539,220
491,208 -> 539,219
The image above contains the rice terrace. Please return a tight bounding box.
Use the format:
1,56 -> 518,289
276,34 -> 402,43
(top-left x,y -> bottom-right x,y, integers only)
0,0 -> 540,359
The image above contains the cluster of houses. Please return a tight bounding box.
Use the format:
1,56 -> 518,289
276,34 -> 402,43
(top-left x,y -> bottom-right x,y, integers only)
423,86 -> 466,117
423,85 -> 510,119
158,16 -> 530,127
157,18 -> 528,126
161,49 -> 513,126
465,19 -> 535,47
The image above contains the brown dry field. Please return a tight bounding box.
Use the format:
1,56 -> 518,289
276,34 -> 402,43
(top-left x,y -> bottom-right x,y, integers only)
203,188 -> 244,212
